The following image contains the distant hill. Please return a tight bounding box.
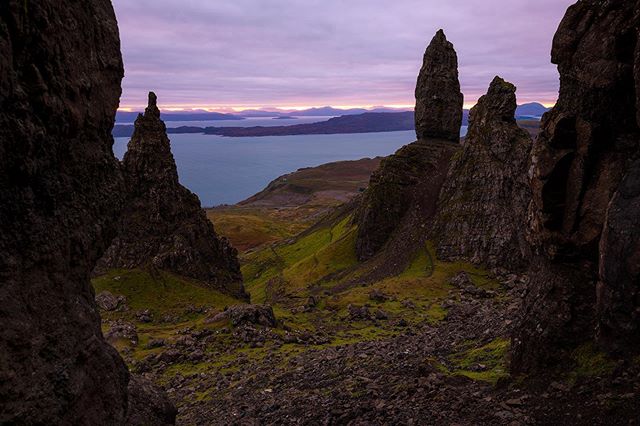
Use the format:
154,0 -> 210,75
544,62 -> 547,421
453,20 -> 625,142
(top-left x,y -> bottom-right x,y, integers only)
113,111 -> 540,139
203,111 -> 414,137
515,102 -> 550,117
115,110 -> 244,123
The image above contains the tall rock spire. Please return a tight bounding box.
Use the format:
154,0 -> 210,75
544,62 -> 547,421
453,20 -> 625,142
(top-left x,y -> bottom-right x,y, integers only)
414,29 -> 464,142
0,1 -> 173,424
96,93 -> 248,301
434,76 -> 532,268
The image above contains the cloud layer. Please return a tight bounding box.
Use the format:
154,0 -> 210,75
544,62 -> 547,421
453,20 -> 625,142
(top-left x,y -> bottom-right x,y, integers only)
112,0 -> 574,111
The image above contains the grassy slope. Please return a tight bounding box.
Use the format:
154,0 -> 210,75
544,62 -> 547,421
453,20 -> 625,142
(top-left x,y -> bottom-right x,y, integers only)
206,157 -> 381,252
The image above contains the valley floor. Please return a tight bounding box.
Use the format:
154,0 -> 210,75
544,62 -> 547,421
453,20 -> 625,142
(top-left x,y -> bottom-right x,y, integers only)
93,157 -> 639,425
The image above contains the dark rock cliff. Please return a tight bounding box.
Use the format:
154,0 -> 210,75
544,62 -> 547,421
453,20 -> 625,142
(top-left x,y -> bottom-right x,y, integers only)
354,30 -> 462,263
354,142 -> 457,263
96,93 -> 248,301
434,76 -> 532,269
415,29 -> 464,142
513,0 -> 640,372
0,2 -> 175,424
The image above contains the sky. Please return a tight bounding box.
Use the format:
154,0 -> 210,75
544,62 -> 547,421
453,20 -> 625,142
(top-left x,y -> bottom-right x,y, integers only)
112,0 -> 575,112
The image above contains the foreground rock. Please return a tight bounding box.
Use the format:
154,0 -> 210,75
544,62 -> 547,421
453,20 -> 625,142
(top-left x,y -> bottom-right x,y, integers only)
126,376 -> 177,426
0,1 -> 173,424
514,0 -> 640,372
0,3 -> 176,424
96,93 -> 248,301
415,29 -> 463,142
214,304 -> 277,327
434,76 -> 532,268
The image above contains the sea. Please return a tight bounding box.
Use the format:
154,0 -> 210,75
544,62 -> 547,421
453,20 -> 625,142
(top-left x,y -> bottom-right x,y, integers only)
113,117 -> 469,207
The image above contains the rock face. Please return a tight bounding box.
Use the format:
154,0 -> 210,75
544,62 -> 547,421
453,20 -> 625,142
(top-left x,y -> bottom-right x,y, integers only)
355,30 -> 462,263
0,2 -> 176,424
0,1 -> 127,423
415,30 -> 464,142
513,0 -> 640,372
434,76 -> 532,268
96,93 -> 248,301
597,158 -> 640,347
354,141 -> 457,262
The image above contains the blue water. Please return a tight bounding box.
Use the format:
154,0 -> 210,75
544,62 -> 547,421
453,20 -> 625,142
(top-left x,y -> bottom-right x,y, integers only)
113,117 -> 469,207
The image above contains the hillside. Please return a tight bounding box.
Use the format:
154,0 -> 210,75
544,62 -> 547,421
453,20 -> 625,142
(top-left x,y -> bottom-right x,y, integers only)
208,157 -> 382,251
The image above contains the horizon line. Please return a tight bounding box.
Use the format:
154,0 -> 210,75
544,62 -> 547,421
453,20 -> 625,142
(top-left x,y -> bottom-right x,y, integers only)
117,101 -> 556,113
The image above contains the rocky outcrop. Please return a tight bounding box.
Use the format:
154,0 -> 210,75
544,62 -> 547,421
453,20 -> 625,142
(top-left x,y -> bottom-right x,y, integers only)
0,2 -> 176,423
126,376 -> 178,426
434,76 -> 532,268
355,30 -> 462,263
513,0 -> 640,372
0,1 -> 118,423
354,141 -> 457,262
597,158 -> 640,348
96,93 -> 248,301
415,30 -> 464,142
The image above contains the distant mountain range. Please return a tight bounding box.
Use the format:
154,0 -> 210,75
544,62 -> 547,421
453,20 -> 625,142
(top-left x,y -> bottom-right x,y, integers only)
115,110 -> 243,122
112,109 -> 544,139
113,112 -> 414,138
115,103 -> 549,125
203,112 -> 414,137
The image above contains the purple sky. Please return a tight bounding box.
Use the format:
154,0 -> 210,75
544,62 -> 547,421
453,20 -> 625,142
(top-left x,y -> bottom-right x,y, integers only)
112,0 -> 574,112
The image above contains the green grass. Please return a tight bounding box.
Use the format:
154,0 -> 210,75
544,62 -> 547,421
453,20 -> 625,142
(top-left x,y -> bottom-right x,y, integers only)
92,269 -> 241,316
446,338 -> 510,385
208,208 -> 307,252
242,215 -> 358,302
570,343 -> 616,378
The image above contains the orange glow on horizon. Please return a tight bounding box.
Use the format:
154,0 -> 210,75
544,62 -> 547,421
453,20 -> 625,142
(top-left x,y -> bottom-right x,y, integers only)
117,100 -> 556,113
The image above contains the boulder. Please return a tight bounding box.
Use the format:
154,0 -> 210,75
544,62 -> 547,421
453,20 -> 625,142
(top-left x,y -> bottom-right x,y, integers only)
96,291 -> 127,311
126,376 -> 177,426
226,305 -> 277,327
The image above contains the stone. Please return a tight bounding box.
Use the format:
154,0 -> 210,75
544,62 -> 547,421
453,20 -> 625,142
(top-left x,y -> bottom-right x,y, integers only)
226,304 -> 277,327
105,320 -> 139,347
513,0 -> 640,372
348,304 -> 371,321
434,76 -> 532,269
95,93 -> 248,301
96,290 -> 127,311
415,30 -> 464,142
126,376 -> 177,426
369,289 -> 389,302
0,3 -> 176,423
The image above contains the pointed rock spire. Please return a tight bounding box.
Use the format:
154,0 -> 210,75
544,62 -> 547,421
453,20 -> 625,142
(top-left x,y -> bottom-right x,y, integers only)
434,76 -> 532,268
96,94 -> 248,301
414,29 -> 464,142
